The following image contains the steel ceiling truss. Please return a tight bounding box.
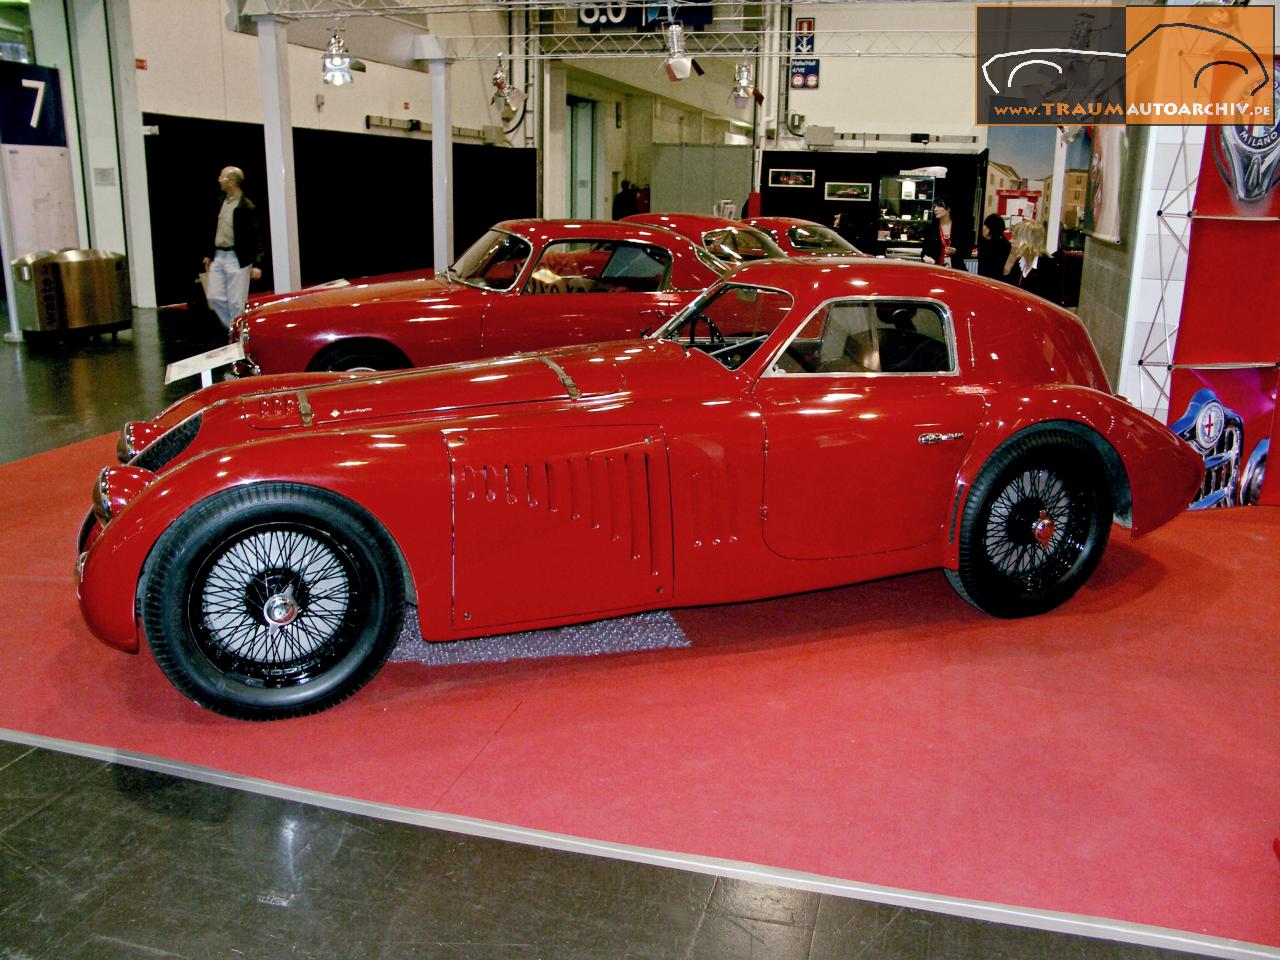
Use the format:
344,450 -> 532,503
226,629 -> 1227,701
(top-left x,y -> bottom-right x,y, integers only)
241,1 -> 971,61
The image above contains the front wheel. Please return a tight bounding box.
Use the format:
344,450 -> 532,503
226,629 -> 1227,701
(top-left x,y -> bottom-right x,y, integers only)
141,484 -> 405,719
946,431 -> 1112,618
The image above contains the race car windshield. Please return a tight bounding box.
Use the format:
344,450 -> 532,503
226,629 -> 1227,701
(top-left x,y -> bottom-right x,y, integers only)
450,230 -> 533,291
655,283 -> 794,370
700,227 -> 785,264
788,225 -> 859,255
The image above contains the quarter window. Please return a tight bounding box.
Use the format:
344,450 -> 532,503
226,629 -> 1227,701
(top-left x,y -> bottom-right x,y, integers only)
773,300 -> 954,375
523,240 -> 671,295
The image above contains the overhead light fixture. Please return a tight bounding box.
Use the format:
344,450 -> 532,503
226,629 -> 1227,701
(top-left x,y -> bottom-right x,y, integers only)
490,54 -> 526,122
731,62 -> 764,109
322,32 -> 353,85
321,31 -> 365,85
661,22 -> 704,82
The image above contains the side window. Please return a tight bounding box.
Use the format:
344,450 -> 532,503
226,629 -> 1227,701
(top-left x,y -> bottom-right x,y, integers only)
772,299 -> 953,375
523,241 -> 669,295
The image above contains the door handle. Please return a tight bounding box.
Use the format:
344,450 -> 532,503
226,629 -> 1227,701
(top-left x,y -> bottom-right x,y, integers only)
918,432 -> 964,445
639,308 -> 670,317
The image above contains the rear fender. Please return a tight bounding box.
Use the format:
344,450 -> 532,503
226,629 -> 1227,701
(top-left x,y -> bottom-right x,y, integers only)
77,426 -> 451,653
943,387 -> 1200,567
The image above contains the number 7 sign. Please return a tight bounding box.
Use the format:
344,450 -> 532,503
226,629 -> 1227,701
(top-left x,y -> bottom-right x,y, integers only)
0,62 -> 67,147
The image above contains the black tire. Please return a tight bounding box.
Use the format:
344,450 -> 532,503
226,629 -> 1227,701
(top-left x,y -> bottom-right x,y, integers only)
311,341 -> 410,373
946,430 -> 1112,618
141,484 -> 405,720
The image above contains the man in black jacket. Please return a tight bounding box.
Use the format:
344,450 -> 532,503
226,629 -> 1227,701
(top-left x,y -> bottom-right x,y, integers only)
203,166 -> 264,329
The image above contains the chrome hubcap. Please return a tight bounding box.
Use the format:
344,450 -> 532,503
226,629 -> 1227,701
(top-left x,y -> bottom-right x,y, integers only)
263,591 -> 299,626
1033,511 -> 1056,549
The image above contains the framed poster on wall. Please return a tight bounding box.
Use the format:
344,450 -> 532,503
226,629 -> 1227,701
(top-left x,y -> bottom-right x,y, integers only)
825,182 -> 870,201
769,169 -> 815,188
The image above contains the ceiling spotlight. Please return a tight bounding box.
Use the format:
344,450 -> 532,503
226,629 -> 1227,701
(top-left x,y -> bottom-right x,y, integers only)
731,62 -> 764,109
322,32 -> 353,85
490,54 -> 526,122
662,22 -> 704,82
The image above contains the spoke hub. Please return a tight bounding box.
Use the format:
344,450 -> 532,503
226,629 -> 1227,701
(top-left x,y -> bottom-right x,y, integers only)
1032,510 -> 1056,549
264,593 -> 299,626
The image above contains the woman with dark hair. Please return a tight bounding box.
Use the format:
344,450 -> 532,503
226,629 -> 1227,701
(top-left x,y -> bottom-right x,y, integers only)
920,198 -> 967,269
977,213 -> 1011,280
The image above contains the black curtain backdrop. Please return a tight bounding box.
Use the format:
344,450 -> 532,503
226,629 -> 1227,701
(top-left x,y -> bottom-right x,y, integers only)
759,149 -> 989,256
143,113 -> 537,307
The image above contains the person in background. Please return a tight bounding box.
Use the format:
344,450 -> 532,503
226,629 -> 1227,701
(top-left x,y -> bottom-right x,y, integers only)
611,179 -> 638,220
1003,220 -> 1063,304
977,213 -> 1012,280
203,166 -> 263,330
921,198 -> 966,269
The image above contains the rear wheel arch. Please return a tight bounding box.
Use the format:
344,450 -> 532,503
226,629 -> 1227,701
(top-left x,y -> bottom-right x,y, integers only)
953,419 -> 1132,547
307,338 -> 413,373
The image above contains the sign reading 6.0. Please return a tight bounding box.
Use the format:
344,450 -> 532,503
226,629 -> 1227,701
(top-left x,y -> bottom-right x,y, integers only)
0,61 -> 67,147
577,4 -> 642,28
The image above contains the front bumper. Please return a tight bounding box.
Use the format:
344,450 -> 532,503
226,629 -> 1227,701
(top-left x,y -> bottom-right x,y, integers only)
228,357 -> 262,379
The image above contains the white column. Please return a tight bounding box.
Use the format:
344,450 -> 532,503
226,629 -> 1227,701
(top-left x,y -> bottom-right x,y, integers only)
541,62 -> 568,218
67,0 -> 124,254
256,16 -> 300,292
1046,128 -> 1067,254
104,0 -> 155,307
412,35 -> 455,273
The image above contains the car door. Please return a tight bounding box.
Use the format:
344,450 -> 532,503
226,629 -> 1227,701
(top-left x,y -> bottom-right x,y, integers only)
755,297 -> 986,560
481,239 -> 685,355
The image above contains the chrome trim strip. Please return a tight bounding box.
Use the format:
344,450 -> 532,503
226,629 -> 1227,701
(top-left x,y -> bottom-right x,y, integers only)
538,357 -> 581,400
1,727 -> 1275,960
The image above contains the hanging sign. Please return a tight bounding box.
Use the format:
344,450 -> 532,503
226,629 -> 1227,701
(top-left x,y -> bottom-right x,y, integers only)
790,59 -> 819,89
0,61 -> 67,148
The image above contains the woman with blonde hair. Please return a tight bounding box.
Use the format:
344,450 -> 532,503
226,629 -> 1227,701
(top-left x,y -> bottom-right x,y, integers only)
1002,220 -> 1063,304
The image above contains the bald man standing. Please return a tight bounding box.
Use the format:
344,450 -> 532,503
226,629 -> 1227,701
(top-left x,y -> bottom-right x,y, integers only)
203,166 -> 263,330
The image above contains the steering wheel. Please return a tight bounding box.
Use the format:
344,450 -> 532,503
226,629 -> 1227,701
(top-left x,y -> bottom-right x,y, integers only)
687,314 -> 727,350
707,334 -> 769,369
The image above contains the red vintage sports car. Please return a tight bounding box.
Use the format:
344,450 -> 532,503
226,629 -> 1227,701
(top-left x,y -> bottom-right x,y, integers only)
622,213 -> 785,265
745,216 -> 866,257
78,258 -> 1202,719
230,219 -> 725,375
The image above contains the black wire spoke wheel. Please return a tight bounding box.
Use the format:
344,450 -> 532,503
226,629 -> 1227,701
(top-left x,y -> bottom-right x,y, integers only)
947,430 -> 1112,618
191,523 -> 364,688
142,484 -> 405,720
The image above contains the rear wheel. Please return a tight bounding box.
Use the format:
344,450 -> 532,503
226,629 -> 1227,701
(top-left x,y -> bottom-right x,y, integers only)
141,484 -> 405,719
946,431 -> 1112,618
311,341 -> 410,373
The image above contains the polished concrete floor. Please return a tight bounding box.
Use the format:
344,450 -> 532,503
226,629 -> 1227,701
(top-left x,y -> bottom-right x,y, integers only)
0,311 -> 1218,959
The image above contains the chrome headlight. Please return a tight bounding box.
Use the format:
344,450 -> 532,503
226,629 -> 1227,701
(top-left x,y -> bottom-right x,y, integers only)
93,466 -> 155,524
117,421 -> 163,464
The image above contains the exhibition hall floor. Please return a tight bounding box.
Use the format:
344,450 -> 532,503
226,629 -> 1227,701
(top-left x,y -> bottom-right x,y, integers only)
1,312 -> 1277,959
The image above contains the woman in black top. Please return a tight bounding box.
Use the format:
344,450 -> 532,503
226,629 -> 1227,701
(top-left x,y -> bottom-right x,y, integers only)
977,213 -> 1011,280
920,199 -> 967,269
1002,220 -> 1063,305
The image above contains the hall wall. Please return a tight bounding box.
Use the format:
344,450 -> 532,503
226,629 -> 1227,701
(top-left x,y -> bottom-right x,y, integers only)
129,0 -> 507,138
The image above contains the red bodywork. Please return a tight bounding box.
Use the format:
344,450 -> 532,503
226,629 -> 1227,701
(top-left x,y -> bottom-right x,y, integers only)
745,217 -> 867,257
79,258 -> 1201,654
234,219 -> 723,374
621,213 -> 785,264
244,267 -> 436,312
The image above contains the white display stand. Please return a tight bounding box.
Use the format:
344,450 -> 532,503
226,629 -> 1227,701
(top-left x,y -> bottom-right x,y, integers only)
165,342 -> 246,389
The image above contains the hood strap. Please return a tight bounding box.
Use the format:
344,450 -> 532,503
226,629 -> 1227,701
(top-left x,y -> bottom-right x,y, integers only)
537,357 -> 581,400
296,390 -> 314,426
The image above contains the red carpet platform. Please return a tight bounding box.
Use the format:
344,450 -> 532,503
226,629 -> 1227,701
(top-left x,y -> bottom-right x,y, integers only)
3,436 -> 1278,947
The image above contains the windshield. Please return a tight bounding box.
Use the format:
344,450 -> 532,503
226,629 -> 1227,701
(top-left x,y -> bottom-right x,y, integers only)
700,227 -> 786,265
655,283 -> 794,370
788,224 -> 860,255
450,229 -> 533,290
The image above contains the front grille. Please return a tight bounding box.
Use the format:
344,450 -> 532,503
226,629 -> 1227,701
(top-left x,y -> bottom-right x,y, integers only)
133,414 -> 202,473
1178,423 -> 1241,507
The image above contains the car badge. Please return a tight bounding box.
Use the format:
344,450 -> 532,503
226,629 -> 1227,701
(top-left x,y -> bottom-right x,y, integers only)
1195,400 -> 1226,450
1213,70 -> 1280,203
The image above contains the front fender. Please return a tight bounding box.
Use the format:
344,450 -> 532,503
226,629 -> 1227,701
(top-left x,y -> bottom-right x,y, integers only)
943,387 -> 1201,567
77,426 -> 452,653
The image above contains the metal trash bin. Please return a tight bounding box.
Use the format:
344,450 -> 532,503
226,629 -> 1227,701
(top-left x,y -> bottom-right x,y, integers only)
10,249 -> 131,338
